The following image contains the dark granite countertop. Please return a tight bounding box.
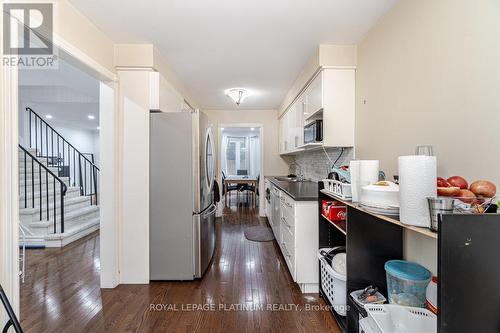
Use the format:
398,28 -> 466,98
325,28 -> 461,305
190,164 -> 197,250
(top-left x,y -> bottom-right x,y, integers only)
265,176 -> 318,201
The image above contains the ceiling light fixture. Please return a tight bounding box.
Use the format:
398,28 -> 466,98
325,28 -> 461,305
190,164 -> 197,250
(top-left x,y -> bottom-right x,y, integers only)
250,127 -> 255,131
88,115 -> 95,120
45,114 -> 53,119
225,88 -> 248,106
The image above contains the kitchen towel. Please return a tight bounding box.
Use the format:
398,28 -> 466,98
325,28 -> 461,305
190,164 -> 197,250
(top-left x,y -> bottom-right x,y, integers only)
398,155 -> 437,228
350,160 -> 379,202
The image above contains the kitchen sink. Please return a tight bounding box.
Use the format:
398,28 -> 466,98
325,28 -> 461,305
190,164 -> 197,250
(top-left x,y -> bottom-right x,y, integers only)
273,176 -> 305,182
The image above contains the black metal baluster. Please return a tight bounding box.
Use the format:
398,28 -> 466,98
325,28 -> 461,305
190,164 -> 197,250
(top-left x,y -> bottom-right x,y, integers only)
89,163 -> 93,205
73,149 -> 75,187
51,130 -> 54,166
53,178 -> 56,234
24,151 -> 27,208
84,160 -> 87,196
35,117 -> 37,155
95,168 -> 98,205
45,123 -> 48,159
46,168 -> 49,221
62,140 -> 65,176
67,143 -> 70,186
78,155 -> 83,196
60,183 -> 65,234
31,158 -> 34,208
57,135 -> 60,169
39,163 -> 42,221
28,109 -> 32,148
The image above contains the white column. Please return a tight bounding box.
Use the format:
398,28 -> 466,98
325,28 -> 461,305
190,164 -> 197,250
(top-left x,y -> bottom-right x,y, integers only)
117,69 -> 152,284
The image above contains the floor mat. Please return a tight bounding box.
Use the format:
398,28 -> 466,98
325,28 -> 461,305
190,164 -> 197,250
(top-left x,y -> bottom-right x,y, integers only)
244,225 -> 275,242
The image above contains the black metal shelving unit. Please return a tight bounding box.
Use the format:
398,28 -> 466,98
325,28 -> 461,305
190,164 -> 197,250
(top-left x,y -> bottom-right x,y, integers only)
318,181 -> 500,333
318,181 -> 402,332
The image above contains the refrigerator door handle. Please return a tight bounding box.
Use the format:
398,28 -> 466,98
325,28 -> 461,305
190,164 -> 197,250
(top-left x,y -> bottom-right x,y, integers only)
202,203 -> 217,218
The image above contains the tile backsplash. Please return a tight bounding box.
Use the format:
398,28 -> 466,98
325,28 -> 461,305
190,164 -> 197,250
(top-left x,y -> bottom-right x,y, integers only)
289,147 -> 354,182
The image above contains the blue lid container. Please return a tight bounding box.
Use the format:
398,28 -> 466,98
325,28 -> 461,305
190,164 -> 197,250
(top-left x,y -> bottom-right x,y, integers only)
384,260 -> 431,281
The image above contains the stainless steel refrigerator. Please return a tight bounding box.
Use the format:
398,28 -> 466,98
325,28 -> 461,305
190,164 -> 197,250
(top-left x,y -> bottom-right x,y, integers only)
150,110 -> 216,280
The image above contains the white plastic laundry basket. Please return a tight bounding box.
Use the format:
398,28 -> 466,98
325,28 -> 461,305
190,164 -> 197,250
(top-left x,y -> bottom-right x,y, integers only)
318,248 -> 347,316
365,304 -> 437,333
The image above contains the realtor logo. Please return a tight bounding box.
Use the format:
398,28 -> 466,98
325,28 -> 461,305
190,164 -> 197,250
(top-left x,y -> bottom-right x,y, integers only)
3,2 -> 57,68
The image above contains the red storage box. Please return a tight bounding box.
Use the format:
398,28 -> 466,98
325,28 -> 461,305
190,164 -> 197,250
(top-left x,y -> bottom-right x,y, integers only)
322,200 -> 347,222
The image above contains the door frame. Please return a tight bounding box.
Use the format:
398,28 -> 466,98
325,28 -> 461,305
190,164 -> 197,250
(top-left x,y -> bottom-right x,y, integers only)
217,123 -> 265,217
0,24 -> 119,320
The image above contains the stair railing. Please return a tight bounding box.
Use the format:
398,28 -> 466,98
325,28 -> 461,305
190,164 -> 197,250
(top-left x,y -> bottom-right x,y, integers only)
26,107 -> 100,205
19,145 -> 67,233
0,284 -> 23,333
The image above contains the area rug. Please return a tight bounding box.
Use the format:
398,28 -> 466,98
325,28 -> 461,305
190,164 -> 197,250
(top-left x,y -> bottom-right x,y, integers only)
244,225 -> 275,242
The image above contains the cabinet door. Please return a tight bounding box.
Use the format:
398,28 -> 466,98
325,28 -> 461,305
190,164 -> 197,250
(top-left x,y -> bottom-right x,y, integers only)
296,96 -> 305,148
304,72 -> 323,120
279,115 -> 286,153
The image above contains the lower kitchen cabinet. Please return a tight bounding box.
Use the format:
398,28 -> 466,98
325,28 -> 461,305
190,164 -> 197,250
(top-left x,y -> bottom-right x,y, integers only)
266,184 -> 318,293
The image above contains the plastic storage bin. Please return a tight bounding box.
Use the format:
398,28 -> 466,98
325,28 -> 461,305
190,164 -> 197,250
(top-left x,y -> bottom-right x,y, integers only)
318,248 -> 347,316
364,304 -> 437,333
384,260 -> 431,308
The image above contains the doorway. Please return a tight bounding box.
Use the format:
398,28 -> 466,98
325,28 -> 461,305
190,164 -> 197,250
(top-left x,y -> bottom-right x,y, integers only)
220,126 -> 262,211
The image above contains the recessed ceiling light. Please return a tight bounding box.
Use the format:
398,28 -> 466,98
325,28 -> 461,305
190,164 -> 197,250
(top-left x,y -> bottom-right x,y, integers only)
96,126 -> 101,130
250,127 -> 255,131
45,114 -> 53,119
225,88 -> 249,106
88,115 -> 95,120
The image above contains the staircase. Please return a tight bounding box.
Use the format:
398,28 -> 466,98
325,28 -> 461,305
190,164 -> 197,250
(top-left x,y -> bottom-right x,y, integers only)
19,107 -> 100,247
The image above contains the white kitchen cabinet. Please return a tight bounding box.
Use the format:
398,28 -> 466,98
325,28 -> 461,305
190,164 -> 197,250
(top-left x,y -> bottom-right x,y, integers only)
270,187 -> 318,293
278,95 -> 306,154
279,68 -> 355,155
303,72 -> 322,121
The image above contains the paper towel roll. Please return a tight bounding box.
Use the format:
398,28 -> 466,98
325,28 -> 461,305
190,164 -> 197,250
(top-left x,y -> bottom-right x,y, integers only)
350,160 -> 379,202
398,155 -> 437,227
350,160 -> 361,202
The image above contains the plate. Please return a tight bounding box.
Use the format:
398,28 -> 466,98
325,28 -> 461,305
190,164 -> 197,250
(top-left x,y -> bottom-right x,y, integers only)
360,203 -> 400,216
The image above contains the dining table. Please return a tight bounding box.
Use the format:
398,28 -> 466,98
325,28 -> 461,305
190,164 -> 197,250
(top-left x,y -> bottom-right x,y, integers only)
223,175 -> 258,207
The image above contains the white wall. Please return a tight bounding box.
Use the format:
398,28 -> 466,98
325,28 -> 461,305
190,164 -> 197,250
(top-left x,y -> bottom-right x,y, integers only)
356,0 -> 500,274
53,126 -> 99,161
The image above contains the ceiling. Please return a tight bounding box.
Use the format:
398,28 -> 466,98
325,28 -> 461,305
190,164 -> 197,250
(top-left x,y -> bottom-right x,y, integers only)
69,0 -> 397,110
19,59 -> 100,131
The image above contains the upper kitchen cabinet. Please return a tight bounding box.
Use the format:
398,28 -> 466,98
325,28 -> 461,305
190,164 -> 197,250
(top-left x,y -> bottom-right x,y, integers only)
149,72 -> 185,112
316,68 -> 355,148
279,68 -> 355,155
303,72 -> 322,121
278,45 -> 356,155
279,97 -> 305,154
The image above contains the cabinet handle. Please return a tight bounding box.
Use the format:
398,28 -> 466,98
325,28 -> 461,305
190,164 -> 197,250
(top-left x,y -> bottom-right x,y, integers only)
281,217 -> 292,230
281,242 -> 292,258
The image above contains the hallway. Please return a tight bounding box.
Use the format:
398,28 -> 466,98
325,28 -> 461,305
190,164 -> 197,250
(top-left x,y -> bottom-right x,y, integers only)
21,203 -> 339,332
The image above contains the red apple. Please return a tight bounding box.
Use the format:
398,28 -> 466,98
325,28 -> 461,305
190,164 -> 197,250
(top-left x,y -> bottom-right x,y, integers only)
470,180 -> 497,198
457,189 -> 476,203
437,177 -> 450,188
437,186 -> 460,197
447,176 -> 468,189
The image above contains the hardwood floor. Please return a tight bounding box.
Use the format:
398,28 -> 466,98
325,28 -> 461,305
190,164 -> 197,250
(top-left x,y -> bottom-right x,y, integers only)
21,199 -> 340,332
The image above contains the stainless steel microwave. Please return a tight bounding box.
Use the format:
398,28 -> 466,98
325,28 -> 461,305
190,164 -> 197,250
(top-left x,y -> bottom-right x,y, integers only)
304,120 -> 323,144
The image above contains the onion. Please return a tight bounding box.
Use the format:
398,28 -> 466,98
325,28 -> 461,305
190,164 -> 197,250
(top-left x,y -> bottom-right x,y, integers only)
470,180 -> 497,198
